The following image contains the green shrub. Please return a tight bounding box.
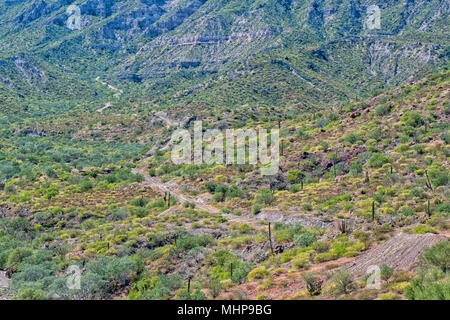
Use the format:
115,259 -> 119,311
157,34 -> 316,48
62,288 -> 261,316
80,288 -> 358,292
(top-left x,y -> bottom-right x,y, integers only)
344,132 -> 361,144
441,132 -> 450,144
330,269 -> 354,295
380,264 -> 395,281
255,189 -> 275,205
294,232 -> 316,248
412,225 -> 438,234
204,182 -> 217,193
7,247 -> 33,270
375,104 -> 392,116
435,203 -> 450,214
378,292 -> 399,300
399,205 -> 415,216
420,240 -> 449,272
367,153 -> 391,168
313,250 -> 339,263
131,197 -> 149,207
15,288 -> 46,300
252,204 -> 262,215
248,267 -> 270,280
405,267 -> 450,300
427,168 -> 448,187
129,274 -> 183,300
302,272 -> 322,296
312,241 -> 331,253
292,253 -> 310,269
401,111 -> 425,128
408,187 -> 424,198
349,161 -> 363,176
80,179 -> 93,192
286,169 -> 305,184
176,235 -> 214,251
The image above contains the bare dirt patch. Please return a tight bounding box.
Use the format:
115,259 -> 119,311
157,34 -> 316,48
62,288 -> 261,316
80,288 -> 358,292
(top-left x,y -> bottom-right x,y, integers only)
345,232 -> 447,275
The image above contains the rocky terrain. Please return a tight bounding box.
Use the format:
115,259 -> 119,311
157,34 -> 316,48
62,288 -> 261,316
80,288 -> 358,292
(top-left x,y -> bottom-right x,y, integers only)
0,0 -> 448,301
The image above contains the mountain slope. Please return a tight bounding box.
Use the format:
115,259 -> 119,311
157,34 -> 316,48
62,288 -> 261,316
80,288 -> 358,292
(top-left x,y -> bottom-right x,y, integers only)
0,70 -> 448,300
0,0 -> 448,113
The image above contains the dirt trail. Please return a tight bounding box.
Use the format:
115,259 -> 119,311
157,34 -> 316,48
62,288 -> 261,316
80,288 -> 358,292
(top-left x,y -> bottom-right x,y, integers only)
97,102 -> 113,113
131,109 -> 221,214
132,166 -> 220,214
95,77 -> 123,112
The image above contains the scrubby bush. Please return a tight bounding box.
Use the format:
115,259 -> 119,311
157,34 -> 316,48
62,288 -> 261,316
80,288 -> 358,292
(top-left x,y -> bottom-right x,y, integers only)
420,240 -> 449,273
129,274 -> 183,300
207,250 -> 250,284
302,272 -> 322,296
252,204 -> 262,215
330,269 -> 354,295
255,189 -> 275,206
294,232 -> 316,248
286,169 -> 305,185
247,267 -> 270,281
292,253 -> 311,269
15,288 -> 46,300
375,104 -> 392,116
405,267 -> 450,300
380,264 -> 394,282
349,161 -> 363,176
367,153 -> 391,168
401,111 -> 425,128
427,168 -> 448,187
176,235 -> 214,251
412,225 -> 437,234
344,132 -> 361,144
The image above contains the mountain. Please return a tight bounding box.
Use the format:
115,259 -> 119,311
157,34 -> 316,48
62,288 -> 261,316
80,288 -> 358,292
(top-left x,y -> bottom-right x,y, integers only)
0,69 -> 448,300
0,0 -> 449,301
0,0 -> 448,116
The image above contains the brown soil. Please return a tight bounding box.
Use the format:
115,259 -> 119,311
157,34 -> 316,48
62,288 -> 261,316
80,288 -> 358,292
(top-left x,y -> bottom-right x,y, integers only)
345,232 -> 447,275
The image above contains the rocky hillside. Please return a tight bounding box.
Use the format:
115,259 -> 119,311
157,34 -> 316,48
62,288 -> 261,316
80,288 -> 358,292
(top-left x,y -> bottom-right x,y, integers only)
0,0 -> 448,114
0,70 -> 448,300
0,0 -> 448,301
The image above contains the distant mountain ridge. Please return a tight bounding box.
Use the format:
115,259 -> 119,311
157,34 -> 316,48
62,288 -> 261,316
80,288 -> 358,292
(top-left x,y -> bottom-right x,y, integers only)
0,0 -> 448,114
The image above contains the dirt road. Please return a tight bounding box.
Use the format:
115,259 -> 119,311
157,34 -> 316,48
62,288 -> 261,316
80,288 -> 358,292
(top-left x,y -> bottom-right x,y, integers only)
132,166 -> 220,214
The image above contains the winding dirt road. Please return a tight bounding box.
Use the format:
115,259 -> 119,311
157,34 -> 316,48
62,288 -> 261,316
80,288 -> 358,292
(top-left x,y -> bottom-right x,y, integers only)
132,166 -> 220,213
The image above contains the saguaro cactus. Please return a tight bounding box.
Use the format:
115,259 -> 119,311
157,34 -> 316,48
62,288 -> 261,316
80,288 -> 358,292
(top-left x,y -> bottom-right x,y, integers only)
268,222 -> 274,255
187,276 -> 192,294
425,170 -> 433,191
372,201 -> 375,221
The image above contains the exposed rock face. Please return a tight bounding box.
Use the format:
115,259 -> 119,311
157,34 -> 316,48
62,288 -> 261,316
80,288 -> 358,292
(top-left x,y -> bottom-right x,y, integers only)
367,40 -> 438,84
12,56 -> 46,84
15,0 -> 48,23
0,0 -> 448,106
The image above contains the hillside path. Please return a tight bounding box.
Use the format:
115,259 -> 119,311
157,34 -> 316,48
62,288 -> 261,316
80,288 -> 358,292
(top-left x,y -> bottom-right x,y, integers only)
132,166 -> 220,214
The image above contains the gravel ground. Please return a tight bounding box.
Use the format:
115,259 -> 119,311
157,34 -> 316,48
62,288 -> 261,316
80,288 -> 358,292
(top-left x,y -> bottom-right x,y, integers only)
345,233 -> 447,275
